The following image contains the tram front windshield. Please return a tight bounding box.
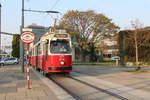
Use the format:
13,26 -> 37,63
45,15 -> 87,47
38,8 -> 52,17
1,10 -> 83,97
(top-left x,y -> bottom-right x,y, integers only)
50,40 -> 71,54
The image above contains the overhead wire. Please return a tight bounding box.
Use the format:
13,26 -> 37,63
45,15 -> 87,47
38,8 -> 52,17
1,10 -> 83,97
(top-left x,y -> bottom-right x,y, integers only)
50,0 -> 61,10
49,0 -> 62,25
41,0 -> 61,26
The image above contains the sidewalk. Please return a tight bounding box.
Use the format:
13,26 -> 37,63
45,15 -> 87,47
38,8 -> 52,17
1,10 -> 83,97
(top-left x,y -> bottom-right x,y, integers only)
0,65 -> 74,100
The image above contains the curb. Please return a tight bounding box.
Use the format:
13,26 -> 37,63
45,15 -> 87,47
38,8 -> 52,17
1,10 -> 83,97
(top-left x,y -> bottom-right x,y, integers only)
31,68 -> 75,100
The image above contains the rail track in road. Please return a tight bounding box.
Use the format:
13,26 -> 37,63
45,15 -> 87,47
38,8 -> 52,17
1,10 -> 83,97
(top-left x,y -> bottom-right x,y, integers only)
49,74 -> 128,100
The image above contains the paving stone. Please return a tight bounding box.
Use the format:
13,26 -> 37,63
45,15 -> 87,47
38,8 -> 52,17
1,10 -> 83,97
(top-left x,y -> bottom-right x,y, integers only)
0,94 -> 6,100
103,97 -> 120,100
6,92 -> 26,98
17,88 -> 29,93
142,87 -> 150,92
38,96 -> 58,100
0,65 -> 74,100
26,90 -> 47,97
0,83 -> 16,88
5,96 -> 16,100
17,82 -> 26,88
0,80 -> 11,85
28,98 -> 38,100
15,97 -> 28,100
30,84 -> 40,88
32,87 -> 43,91
17,76 -> 25,80
0,87 -> 17,93
20,97 -> 38,100
120,93 -> 143,100
44,89 -> 58,96
74,66 -> 150,100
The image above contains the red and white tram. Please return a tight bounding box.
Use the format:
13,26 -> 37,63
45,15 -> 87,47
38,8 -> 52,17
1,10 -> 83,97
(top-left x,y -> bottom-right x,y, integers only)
29,30 -> 72,74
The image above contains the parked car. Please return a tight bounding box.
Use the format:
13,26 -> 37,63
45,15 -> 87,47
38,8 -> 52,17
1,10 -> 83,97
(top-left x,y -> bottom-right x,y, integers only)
0,58 -> 4,66
0,57 -> 19,66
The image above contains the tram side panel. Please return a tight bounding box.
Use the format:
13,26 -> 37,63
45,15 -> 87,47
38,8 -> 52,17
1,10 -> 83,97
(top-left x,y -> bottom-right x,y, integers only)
31,47 -> 38,68
30,47 -> 72,73
39,55 -> 45,71
31,48 -> 35,66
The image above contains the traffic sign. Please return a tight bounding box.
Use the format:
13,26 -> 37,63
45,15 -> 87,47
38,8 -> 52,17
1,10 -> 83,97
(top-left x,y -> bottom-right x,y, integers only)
20,31 -> 35,44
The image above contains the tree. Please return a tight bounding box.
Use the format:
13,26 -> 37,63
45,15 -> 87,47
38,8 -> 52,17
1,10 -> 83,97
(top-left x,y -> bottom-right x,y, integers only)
125,20 -> 150,67
11,34 -> 20,58
118,31 -> 126,66
131,20 -> 142,66
55,10 -> 119,61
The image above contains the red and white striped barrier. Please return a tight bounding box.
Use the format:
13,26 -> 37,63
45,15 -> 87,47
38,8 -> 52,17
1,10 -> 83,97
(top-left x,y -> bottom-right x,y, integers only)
27,67 -> 30,89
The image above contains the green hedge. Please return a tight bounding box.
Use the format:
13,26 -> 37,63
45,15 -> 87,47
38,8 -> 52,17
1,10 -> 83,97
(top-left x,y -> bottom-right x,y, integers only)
73,61 -> 116,66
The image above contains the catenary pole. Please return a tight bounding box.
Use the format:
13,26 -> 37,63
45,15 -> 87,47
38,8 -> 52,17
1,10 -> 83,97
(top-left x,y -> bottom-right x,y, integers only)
21,0 -> 25,72
21,1 -> 60,72
0,3 -> 2,56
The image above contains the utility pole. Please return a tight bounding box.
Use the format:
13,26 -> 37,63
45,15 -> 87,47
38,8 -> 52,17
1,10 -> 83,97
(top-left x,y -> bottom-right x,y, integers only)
21,0 -> 25,72
20,1 -> 59,72
0,3 -> 2,57
0,3 -> 2,55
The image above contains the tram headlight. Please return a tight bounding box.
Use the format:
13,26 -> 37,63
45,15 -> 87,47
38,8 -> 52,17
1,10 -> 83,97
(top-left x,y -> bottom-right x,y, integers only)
60,61 -> 65,65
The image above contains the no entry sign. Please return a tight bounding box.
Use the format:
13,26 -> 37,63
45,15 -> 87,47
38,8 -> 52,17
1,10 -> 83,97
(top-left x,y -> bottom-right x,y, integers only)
20,31 -> 35,44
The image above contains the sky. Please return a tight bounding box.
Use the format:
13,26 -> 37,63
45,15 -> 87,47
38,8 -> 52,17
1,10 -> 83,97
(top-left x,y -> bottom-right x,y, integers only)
0,0 -> 150,34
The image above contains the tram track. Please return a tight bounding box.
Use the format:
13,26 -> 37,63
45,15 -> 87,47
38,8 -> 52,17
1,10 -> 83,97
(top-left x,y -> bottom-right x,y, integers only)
50,75 -> 82,100
48,74 -> 128,100
69,76 -> 128,100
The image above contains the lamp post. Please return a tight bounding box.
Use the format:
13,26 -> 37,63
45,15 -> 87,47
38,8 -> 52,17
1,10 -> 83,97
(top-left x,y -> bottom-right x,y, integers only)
0,3 -> 2,57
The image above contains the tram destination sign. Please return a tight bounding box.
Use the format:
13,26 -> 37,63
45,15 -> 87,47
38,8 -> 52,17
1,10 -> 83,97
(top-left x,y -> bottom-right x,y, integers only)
54,34 -> 68,38
20,31 -> 35,44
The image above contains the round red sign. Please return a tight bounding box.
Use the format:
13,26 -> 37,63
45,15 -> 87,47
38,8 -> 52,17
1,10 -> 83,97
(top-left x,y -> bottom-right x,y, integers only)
20,31 -> 35,44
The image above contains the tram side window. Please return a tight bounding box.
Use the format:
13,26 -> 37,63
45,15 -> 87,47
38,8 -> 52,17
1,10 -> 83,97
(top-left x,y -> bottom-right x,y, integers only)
37,44 -> 41,55
50,40 -> 71,54
103,54 -> 112,58
33,48 -> 35,56
30,51 -> 32,56
29,51 -> 31,56
43,43 -> 48,55
32,49 -> 34,56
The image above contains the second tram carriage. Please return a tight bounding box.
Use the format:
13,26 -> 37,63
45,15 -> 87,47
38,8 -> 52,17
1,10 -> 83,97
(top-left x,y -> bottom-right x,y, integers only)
29,30 -> 72,74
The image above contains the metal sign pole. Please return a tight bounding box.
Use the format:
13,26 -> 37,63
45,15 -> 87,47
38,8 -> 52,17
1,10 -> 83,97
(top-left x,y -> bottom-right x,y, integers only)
20,30 -> 35,90
26,44 -> 30,89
